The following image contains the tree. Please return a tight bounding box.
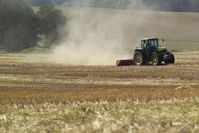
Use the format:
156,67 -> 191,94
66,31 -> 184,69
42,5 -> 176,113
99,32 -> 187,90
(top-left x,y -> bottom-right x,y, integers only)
36,5 -> 66,47
0,0 -> 66,52
0,0 -> 38,52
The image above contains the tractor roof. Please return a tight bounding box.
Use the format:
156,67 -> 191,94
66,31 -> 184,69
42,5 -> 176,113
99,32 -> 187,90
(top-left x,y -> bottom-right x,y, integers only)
141,37 -> 159,41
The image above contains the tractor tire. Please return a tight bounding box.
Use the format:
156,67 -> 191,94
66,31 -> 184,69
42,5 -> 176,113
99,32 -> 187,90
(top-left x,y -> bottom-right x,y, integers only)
169,53 -> 175,64
151,54 -> 162,66
134,51 -> 145,65
165,52 -> 175,64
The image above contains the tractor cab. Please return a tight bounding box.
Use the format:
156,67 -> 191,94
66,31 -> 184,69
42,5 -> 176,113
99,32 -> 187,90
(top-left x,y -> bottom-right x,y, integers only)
139,38 -> 167,55
141,38 -> 160,49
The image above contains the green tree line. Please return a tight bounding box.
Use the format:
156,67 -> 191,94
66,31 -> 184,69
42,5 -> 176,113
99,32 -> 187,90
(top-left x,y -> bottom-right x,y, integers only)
29,0 -> 199,12
0,0 -> 66,52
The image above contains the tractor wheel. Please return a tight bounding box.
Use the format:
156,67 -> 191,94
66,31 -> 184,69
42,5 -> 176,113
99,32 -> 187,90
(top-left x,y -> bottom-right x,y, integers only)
169,53 -> 175,64
134,52 -> 145,65
151,54 -> 162,66
165,52 -> 175,64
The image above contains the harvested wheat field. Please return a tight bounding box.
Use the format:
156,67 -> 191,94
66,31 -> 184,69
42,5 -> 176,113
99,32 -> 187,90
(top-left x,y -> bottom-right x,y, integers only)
0,52 -> 199,132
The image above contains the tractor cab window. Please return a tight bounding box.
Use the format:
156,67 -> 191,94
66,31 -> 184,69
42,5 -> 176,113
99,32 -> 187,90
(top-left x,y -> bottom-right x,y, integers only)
149,39 -> 159,47
141,40 -> 147,48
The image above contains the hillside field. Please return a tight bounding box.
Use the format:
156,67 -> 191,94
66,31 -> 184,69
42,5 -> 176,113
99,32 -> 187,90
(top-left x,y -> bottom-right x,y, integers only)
61,7 -> 199,52
0,51 -> 199,132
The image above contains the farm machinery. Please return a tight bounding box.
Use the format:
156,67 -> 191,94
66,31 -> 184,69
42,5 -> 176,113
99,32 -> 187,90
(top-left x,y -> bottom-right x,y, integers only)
116,38 -> 175,66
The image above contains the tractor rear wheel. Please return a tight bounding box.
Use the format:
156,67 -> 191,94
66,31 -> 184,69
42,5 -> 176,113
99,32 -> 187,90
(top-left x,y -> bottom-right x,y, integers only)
151,54 -> 162,66
134,52 -> 145,65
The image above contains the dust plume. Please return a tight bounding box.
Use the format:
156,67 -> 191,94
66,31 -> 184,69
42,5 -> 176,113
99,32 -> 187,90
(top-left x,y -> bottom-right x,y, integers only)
52,8 -> 142,65
51,2 -> 199,65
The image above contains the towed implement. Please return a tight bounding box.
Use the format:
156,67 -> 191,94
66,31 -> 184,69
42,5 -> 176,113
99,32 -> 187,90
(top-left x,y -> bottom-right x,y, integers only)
116,38 -> 175,66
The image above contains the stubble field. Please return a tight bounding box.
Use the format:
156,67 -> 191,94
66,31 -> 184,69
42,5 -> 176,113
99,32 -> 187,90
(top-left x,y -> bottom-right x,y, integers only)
0,52 -> 199,132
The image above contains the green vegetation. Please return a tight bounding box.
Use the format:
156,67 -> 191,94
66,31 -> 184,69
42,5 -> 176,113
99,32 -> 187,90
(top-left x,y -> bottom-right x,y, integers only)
0,0 -> 66,52
28,0 -> 199,12
21,47 -> 50,53
165,42 -> 199,52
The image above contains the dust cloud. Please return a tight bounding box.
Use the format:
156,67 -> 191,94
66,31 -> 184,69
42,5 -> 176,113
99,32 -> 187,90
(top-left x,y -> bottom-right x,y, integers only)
52,8 -> 142,65
51,2 -> 199,65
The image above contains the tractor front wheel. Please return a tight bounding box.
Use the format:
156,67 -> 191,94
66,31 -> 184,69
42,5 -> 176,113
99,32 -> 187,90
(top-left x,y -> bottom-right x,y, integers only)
151,54 -> 162,66
169,53 -> 175,64
165,53 -> 175,64
134,52 -> 145,65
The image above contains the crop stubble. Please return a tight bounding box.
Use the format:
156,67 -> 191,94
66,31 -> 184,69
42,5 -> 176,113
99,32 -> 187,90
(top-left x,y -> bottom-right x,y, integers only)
0,52 -> 199,103
0,52 -> 199,132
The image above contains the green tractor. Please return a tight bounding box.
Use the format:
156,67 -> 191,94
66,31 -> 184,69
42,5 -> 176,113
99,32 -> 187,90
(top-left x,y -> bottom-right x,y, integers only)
133,38 -> 175,66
